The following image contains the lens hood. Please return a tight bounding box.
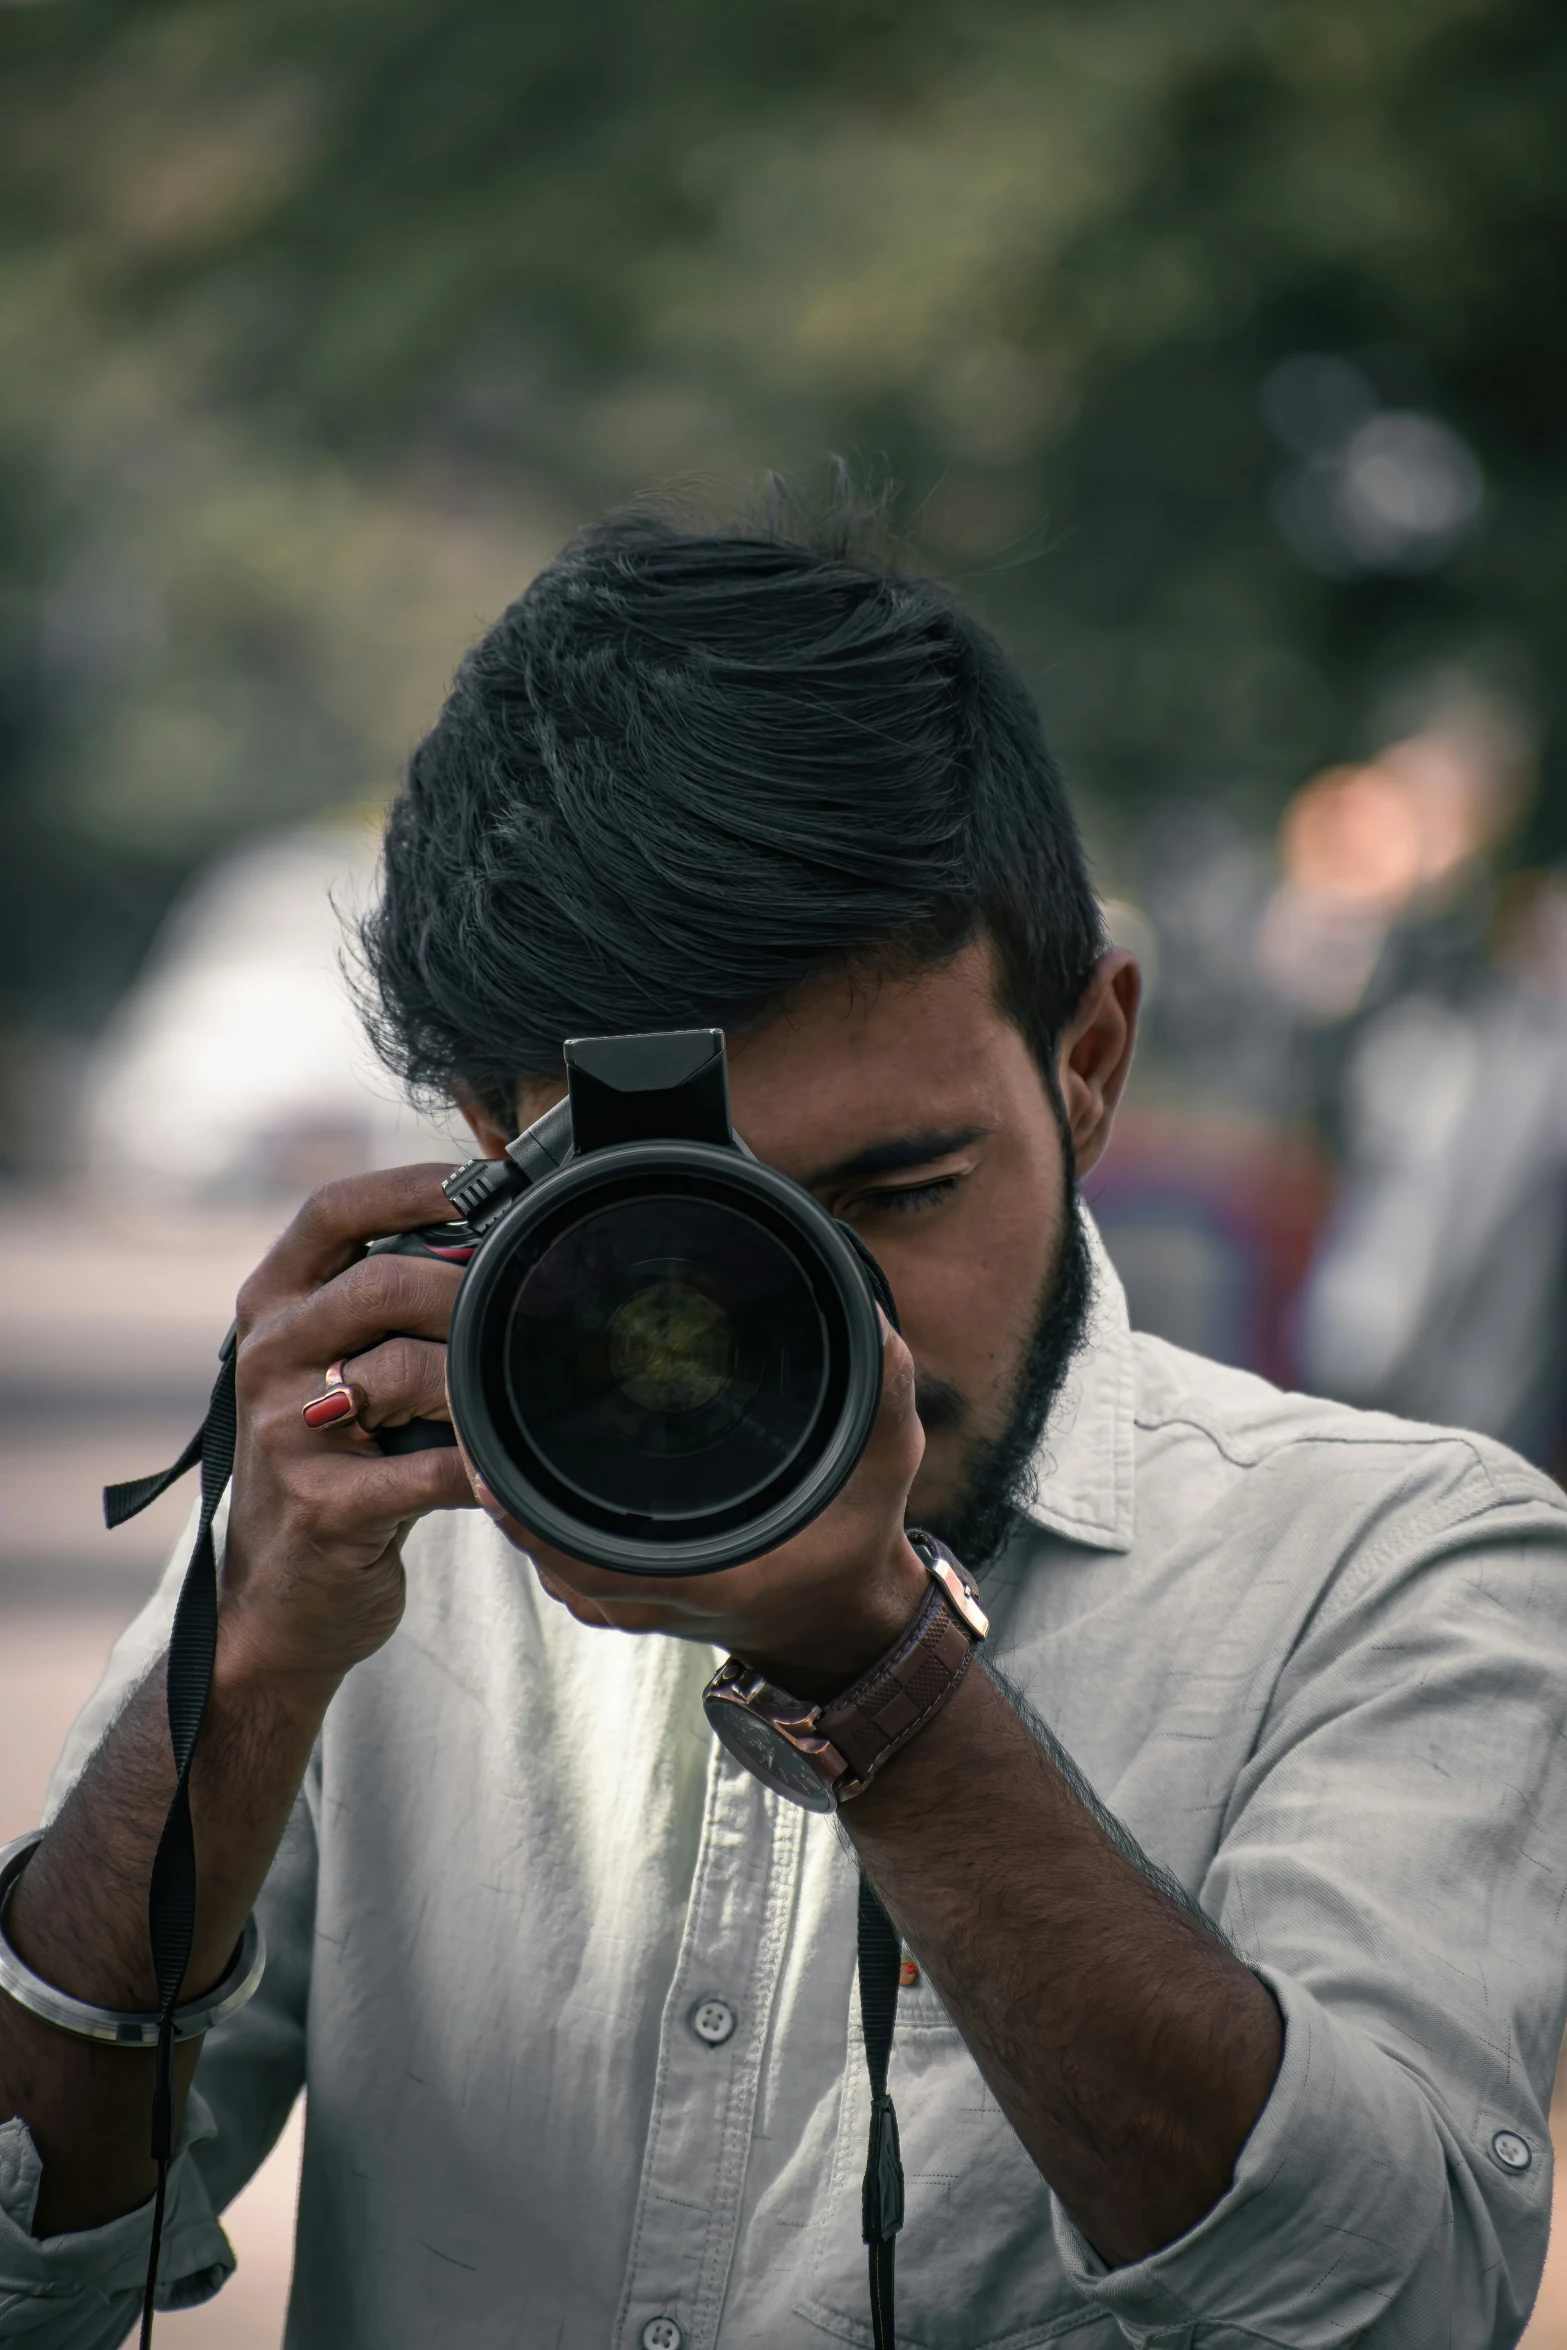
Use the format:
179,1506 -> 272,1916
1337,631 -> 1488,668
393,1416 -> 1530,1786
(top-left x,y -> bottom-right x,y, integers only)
434,1032 -> 887,1576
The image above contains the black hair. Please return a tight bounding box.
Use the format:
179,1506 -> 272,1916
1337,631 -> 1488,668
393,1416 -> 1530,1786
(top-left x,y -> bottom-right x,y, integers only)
360,504 -> 1104,1122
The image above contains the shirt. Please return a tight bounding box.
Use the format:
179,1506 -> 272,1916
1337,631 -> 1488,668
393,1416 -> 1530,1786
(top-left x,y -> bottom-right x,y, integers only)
5,1219 -> 1567,2349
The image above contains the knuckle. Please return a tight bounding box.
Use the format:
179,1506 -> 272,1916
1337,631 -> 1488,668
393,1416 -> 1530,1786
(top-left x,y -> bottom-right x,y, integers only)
293,1174 -> 359,1242
295,1163 -> 449,1250
376,1334 -> 438,1397
360,1252 -> 454,1335
337,1251 -> 412,1323
235,1269 -> 267,1331
241,1397 -> 305,1466
369,1256 -> 425,1324
408,1456 -> 467,1513
298,1492 -> 364,1547
234,1321 -> 287,1407
251,1466 -> 364,1554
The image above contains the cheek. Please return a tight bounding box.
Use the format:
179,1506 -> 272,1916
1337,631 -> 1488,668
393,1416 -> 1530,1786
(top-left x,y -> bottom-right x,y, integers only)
884,1196 -> 1058,1395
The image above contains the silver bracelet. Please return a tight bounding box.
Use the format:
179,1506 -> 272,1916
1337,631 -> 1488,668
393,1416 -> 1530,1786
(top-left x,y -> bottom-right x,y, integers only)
0,1833 -> 265,2048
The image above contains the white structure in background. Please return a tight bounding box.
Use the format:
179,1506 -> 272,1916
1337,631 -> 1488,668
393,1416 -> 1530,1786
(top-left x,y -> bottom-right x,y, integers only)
85,824 -> 461,1202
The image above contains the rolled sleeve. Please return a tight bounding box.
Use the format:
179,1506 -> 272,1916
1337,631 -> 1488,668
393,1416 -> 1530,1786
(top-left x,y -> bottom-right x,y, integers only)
0,2092 -> 233,2346
1052,1446 -> 1567,2347
4,1497 -> 315,2345
1051,1965 -> 1542,2346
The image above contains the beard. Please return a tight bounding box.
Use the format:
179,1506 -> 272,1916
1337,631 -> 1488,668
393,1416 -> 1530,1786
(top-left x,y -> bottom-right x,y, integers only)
916,1174 -> 1095,1572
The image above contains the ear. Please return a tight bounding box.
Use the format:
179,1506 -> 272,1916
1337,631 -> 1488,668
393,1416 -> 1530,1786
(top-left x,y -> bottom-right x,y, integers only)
1055,950 -> 1141,1180
451,1078 -> 513,1162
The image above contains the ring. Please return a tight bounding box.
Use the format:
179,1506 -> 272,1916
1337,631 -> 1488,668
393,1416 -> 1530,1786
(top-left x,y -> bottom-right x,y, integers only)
302,1360 -> 361,1431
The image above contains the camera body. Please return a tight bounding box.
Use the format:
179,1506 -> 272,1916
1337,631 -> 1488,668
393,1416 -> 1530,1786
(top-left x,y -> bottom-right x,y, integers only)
372,1030 -> 892,1576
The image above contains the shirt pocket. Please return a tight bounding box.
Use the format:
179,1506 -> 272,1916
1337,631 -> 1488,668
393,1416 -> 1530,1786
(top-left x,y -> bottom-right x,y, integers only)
792,1985 -> 1099,2350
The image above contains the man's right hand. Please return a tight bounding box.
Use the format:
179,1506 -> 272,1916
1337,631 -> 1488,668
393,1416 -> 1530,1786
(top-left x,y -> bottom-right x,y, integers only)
221,1162 -> 478,1682
0,1164 -> 474,2235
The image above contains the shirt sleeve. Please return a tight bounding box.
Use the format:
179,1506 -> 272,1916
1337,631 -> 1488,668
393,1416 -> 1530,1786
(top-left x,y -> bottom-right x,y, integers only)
1051,1439 -> 1567,2348
0,1505 -> 317,2344
0,2094 -> 233,2344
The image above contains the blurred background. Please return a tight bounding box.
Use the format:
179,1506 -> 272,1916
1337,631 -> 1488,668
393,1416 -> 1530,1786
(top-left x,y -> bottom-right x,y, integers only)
1,0 -> 1564,2339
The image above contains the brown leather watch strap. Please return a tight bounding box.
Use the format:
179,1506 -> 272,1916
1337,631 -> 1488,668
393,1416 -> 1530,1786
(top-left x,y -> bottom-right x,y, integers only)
818,1577 -> 978,1798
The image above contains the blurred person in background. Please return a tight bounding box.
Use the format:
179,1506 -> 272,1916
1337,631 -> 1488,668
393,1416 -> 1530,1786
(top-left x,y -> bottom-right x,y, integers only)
3,511 -> 1567,2350
1288,731 -> 1567,1471
1114,682 -> 1567,1489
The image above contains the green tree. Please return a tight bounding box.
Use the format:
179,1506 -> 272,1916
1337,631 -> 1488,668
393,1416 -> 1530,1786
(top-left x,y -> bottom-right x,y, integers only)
2,0 -> 1563,1145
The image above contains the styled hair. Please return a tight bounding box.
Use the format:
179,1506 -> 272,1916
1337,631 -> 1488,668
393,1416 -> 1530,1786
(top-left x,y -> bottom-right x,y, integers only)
361,506 -> 1104,1122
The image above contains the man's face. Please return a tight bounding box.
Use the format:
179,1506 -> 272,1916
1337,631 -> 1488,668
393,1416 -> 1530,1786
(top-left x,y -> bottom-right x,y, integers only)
505,936 -> 1138,1555
730,943 -> 1071,1538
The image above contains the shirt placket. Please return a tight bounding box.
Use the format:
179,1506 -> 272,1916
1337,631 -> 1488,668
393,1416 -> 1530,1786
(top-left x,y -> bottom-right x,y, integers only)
614,1739 -> 804,2350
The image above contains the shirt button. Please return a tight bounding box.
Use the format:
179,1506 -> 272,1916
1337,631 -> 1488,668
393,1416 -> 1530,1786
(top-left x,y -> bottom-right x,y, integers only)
1491,2129 -> 1533,2173
689,1996 -> 736,2047
642,2321 -> 683,2350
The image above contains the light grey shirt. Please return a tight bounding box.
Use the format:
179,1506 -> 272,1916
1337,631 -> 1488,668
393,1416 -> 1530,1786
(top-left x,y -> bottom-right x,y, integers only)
6,1223 -> 1567,2349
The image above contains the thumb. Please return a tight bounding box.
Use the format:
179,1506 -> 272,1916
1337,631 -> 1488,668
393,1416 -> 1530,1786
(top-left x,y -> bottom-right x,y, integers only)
868,1312 -> 924,1482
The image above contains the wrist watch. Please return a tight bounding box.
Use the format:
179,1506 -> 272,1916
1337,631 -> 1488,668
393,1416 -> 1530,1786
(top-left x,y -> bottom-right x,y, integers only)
702,1530 -> 989,1813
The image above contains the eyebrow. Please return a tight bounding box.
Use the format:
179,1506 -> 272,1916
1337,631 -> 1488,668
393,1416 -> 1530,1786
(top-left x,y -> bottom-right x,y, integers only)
801,1125 -> 991,1190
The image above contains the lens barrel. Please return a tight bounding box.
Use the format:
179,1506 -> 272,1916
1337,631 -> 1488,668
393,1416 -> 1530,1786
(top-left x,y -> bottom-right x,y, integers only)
446,1138 -> 885,1575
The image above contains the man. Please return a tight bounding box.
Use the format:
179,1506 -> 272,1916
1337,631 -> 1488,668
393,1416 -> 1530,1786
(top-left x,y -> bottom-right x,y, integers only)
2,510 -> 1566,2348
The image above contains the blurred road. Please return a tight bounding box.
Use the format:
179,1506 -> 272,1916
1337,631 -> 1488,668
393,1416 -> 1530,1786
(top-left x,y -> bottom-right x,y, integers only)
2,1189 -> 1566,2343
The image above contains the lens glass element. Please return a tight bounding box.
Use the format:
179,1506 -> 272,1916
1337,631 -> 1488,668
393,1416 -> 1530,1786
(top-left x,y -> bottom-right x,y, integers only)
502,1193 -> 830,1524
604,1277 -> 735,1415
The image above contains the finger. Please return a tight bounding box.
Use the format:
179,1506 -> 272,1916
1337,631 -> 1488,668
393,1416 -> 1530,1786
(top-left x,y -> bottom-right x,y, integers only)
517,1526 -> 702,1633
250,1437 -> 479,1544
238,1163 -> 466,1322
247,1252 -> 464,1386
880,1317 -> 918,1413
336,1335 -> 451,1430
858,1320 -> 923,1474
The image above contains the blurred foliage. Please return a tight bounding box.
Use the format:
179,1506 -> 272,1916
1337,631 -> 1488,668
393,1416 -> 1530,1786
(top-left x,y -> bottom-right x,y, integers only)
1,0 -> 1564,1129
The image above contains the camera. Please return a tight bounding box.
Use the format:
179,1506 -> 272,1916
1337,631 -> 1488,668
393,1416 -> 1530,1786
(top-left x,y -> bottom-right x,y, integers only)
371,1029 -> 893,1576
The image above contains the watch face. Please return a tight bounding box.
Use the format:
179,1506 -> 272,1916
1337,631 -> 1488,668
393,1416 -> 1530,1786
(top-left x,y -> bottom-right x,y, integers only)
703,1692 -> 837,1812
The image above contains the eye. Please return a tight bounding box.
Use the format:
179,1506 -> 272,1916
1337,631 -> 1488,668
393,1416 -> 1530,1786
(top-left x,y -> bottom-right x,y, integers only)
856,1176 -> 961,1218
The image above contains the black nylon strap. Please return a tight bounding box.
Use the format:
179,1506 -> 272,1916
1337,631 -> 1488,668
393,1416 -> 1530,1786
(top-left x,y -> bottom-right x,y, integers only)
103,1329 -> 238,2350
102,1429 -> 205,1530
857,1874 -> 906,2350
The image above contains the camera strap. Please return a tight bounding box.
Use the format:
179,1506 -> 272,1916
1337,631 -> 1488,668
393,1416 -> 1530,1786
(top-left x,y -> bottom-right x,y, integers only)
103,1325 -> 238,2350
105,1327 -> 911,2350
857,1873 -> 906,2350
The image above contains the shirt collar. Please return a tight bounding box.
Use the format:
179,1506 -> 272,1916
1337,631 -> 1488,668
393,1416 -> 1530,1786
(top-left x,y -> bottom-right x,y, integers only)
1014,1206 -> 1137,1554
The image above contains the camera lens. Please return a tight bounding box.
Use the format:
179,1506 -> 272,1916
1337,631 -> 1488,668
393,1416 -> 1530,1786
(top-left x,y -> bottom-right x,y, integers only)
501,1192 -> 831,1522
445,1142 -> 884,1573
